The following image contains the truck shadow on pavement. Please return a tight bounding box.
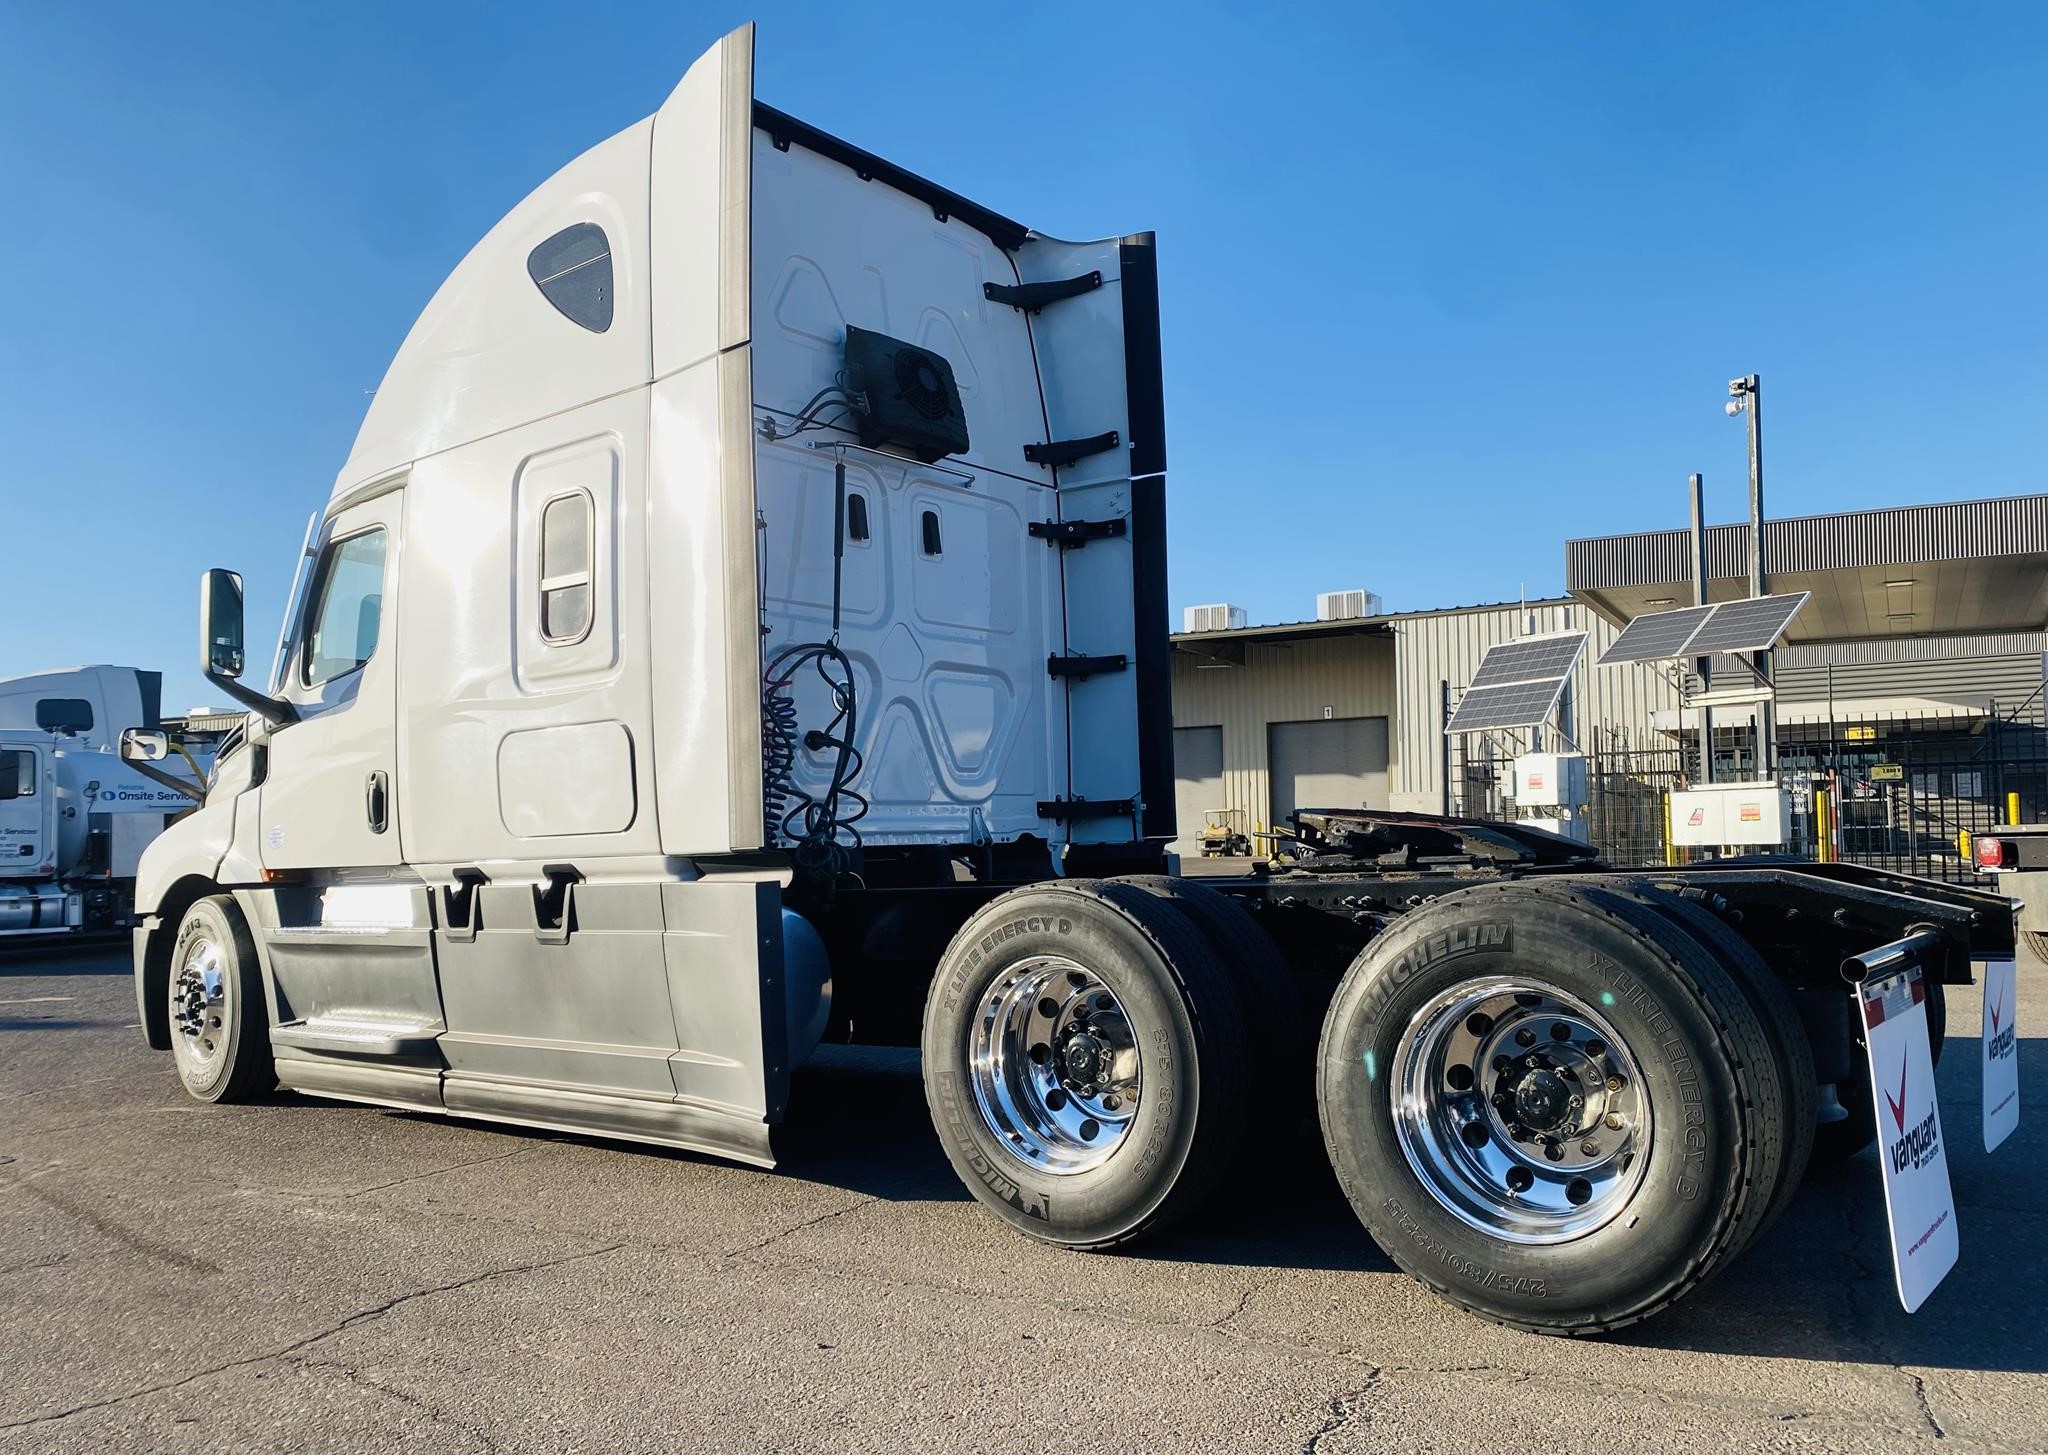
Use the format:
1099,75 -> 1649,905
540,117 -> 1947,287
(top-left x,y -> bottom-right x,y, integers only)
777,1037 -> 2048,1371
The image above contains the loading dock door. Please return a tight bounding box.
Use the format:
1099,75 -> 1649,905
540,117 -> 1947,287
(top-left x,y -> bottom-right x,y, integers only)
1269,717 -> 1388,827
1172,725 -> 1224,855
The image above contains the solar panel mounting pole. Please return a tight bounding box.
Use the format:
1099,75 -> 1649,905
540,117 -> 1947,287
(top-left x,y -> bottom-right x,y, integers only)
1690,473 -> 1713,785
1739,373 -> 1772,776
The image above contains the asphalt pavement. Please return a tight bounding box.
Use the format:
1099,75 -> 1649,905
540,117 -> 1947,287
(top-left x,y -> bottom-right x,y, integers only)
3,943 -> 2046,1453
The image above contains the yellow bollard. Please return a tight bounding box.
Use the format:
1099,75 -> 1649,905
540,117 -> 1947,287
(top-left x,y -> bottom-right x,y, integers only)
1959,828 -> 1972,863
1663,791 -> 1677,866
1814,788 -> 1831,863
2009,791 -> 2022,826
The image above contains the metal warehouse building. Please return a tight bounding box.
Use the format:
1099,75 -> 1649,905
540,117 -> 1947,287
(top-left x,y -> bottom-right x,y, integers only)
1171,494 -> 2048,869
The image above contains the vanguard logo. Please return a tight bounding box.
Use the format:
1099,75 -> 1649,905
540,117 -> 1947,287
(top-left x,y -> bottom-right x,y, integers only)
1884,1053 -> 1941,1174
1987,982 -> 2016,1062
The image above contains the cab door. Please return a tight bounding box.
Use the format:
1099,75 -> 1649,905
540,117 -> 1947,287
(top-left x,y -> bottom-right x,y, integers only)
260,490 -> 405,871
0,743 -> 49,875
254,486 -> 445,1073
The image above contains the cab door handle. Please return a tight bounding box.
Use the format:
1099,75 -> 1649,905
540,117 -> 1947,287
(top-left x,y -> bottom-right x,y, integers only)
365,770 -> 389,834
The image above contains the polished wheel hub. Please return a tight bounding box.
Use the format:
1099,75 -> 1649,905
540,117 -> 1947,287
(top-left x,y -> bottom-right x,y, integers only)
1391,977 -> 1651,1243
970,956 -> 1141,1175
172,938 -> 228,1071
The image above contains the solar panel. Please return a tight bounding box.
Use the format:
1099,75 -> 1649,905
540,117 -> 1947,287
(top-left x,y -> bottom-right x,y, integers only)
1445,631 -> 1587,734
1596,604 -> 1717,666
1467,634 -> 1590,689
1444,678 -> 1575,734
1680,592 -> 1810,655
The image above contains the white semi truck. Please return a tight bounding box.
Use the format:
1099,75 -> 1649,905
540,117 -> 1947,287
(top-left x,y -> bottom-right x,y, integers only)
0,666 -> 200,937
125,25 -> 2022,1334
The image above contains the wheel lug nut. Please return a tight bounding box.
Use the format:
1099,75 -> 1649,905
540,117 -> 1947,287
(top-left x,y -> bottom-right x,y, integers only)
1104,1095 -> 1121,1111
1580,1139 -> 1600,1156
1514,1028 -> 1537,1047
1543,1140 -> 1564,1162
1604,1111 -> 1624,1130
1605,1075 -> 1624,1092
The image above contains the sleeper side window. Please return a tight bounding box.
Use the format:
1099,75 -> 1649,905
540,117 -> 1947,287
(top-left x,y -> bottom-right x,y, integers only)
0,749 -> 33,800
540,490 -> 595,644
301,529 -> 388,687
527,223 -> 613,333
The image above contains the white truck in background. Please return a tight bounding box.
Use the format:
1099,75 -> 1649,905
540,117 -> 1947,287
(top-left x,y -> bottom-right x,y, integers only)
0,666 -> 203,937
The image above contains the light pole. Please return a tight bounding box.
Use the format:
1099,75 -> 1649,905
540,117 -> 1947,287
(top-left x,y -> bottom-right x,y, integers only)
1725,374 -> 1771,775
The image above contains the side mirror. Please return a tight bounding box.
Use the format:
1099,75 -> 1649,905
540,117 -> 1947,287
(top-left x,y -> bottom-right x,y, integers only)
120,728 -> 169,763
200,568 -> 246,680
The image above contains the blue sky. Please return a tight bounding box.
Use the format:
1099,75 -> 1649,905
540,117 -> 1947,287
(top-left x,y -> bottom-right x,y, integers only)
4,1 -> 2043,711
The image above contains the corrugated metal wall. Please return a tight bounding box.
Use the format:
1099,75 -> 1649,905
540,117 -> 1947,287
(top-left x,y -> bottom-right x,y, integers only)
1169,600 -> 1683,824
1170,634 -> 1397,831
1169,604 -> 2039,828
1389,601 -> 1680,811
1567,495 -> 2048,588
1774,632 -> 2046,716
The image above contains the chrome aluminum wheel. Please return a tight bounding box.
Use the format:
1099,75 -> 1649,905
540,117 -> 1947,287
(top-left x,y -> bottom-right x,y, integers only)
1391,977 -> 1651,1244
172,937 -> 229,1074
969,955 -> 1141,1175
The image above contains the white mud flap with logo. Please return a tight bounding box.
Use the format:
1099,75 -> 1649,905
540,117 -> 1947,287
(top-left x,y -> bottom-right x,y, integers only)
1860,963 -> 1958,1312
1980,953 -> 2019,1152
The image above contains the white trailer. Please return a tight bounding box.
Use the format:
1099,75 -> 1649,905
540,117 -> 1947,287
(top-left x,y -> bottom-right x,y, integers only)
126,25 -> 2024,1334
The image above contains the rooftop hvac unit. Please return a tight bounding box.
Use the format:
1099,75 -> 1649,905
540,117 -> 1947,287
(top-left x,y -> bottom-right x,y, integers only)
842,325 -> 971,463
1184,603 -> 1248,633
1316,589 -> 1382,621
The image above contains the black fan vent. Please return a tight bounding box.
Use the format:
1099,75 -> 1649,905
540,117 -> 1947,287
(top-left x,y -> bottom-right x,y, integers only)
895,351 -> 951,420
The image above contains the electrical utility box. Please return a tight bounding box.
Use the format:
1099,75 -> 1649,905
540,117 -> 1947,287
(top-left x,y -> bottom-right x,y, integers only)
1670,782 -> 1792,848
1514,753 -> 1586,809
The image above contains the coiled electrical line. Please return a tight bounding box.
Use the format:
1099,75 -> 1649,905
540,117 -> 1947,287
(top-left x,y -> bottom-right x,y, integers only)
760,457 -> 867,886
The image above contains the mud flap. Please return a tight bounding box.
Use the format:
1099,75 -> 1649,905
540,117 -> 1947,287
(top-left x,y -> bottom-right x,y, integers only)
1857,963 -> 1958,1312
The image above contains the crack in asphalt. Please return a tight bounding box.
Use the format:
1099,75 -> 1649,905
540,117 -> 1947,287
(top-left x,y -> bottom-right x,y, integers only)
0,1252 -> 70,1278
720,1194 -> 878,1256
1837,1190 -> 1958,1443
263,1145 -> 533,1201
280,1352 -> 503,1451
1209,1283 -> 1259,1330
1908,1372 -> 1948,1440
1301,1375 -> 1379,1454
0,1241 -> 625,1434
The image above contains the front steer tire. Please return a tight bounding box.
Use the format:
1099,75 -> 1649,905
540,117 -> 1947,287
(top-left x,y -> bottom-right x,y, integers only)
1317,880 -> 1786,1335
921,879 -> 1251,1250
168,895 -> 273,1104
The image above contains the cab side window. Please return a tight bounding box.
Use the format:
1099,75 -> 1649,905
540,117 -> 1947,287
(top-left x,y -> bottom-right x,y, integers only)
0,749 -> 33,800
302,528 -> 388,687
540,491 -> 594,644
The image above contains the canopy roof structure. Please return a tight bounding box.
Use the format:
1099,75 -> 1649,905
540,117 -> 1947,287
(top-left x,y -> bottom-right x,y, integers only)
1566,495 -> 2048,642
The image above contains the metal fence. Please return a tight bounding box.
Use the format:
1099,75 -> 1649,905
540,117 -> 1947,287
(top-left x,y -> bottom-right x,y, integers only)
1450,700 -> 2048,882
